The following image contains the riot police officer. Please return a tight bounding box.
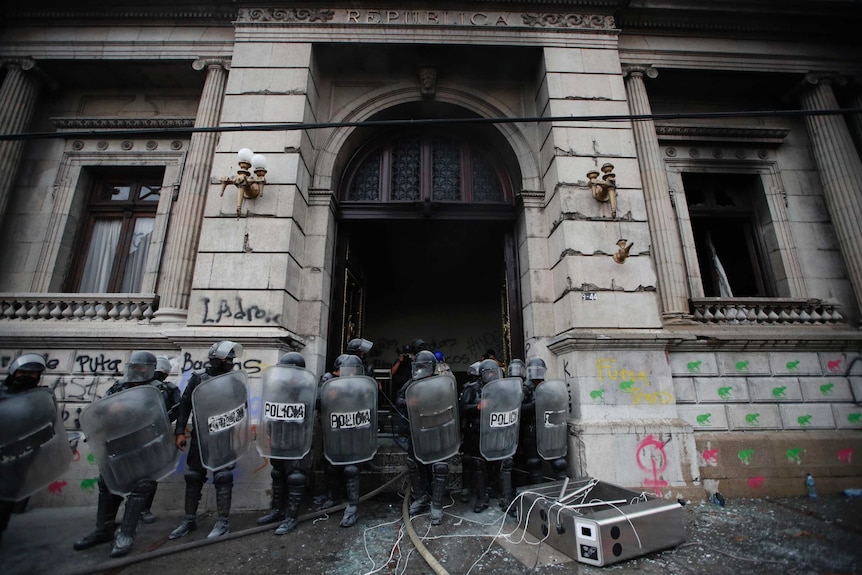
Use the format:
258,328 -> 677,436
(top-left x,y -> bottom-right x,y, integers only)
346,338 -> 374,377
458,361 -> 486,512
138,356 -> 182,524
397,350 -> 459,525
74,351 -> 173,557
1,353 -> 66,545
318,354 -> 377,527
169,341 -> 243,540
256,351 -> 318,535
522,358 -> 568,484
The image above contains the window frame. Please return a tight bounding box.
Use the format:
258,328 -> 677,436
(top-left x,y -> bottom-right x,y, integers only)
666,157 -> 806,300
65,170 -> 164,293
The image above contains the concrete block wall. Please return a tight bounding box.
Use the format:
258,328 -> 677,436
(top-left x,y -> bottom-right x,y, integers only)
672,350 -> 862,498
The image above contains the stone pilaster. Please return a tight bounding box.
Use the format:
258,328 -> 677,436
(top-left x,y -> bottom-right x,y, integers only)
152,58 -> 229,324
623,65 -> 690,320
0,58 -> 43,225
799,73 -> 862,319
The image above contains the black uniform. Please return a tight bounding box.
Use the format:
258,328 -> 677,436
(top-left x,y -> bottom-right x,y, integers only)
73,378 -> 176,556
458,378 -> 488,512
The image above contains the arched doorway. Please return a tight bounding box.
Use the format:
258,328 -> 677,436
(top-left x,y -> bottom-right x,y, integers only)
327,106 -> 524,401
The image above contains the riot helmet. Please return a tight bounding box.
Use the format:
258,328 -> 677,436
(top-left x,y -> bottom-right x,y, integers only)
479,359 -> 503,384
468,361 -> 481,381
333,354 -> 349,370
125,351 -> 157,383
339,355 -> 364,377
208,340 -> 242,373
5,353 -> 47,391
411,350 -> 437,381
508,358 -> 526,380
155,356 -> 172,381
278,352 -> 306,368
346,338 -> 373,355
526,357 -> 547,382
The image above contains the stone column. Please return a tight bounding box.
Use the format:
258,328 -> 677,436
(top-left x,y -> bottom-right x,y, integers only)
0,58 -> 44,224
799,73 -> 862,319
623,65 -> 690,320
152,58 -> 229,324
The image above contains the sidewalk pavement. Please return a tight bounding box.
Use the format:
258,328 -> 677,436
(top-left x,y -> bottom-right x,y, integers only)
1,491 -> 861,575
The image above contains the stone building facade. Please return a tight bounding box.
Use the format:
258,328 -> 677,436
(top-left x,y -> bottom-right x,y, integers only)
1,1 -> 861,511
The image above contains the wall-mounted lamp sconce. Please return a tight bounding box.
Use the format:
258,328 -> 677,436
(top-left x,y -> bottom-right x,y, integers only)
586,163 -> 617,219
613,239 -> 633,264
220,148 -> 267,217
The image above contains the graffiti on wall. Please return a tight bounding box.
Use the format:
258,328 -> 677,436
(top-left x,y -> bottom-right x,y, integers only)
596,358 -> 673,406
636,434 -> 669,497
200,297 -> 282,324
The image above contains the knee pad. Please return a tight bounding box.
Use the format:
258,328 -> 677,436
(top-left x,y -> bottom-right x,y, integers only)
432,462 -> 448,475
213,469 -> 234,486
501,458 -> 513,472
131,479 -> 158,495
406,458 -> 419,473
343,465 -> 360,479
526,457 -> 542,472
551,457 -> 568,475
287,469 -> 306,487
184,469 -> 205,486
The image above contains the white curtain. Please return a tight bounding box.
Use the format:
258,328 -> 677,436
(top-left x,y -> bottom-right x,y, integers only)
706,232 -> 733,298
120,217 -> 154,292
79,219 -> 122,292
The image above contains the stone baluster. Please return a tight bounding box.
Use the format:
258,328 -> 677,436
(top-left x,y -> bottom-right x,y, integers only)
152,58 -> 230,324
799,73 -> 862,319
623,65 -> 690,320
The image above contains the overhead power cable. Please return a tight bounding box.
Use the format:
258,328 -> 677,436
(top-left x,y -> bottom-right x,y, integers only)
1,107 -> 860,142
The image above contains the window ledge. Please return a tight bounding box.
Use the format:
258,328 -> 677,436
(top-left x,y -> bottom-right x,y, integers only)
0,293 -> 159,322
691,297 -> 844,326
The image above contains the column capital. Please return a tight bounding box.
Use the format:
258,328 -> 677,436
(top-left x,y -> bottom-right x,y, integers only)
622,64 -> 658,80
0,57 -> 36,72
804,72 -> 847,88
192,57 -> 231,72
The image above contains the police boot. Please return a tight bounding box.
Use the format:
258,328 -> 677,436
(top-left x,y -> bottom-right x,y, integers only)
275,471 -> 305,535
499,458 -> 516,516
140,484 -> 157,524
111,481 -> 154,558
459,455 -> 473,503
169,472 -> 204,539
340,466 -> 360,528
207,470 -> 233,538
430,462 -> 448,526
257,474 -> 286,525
407,459 -> 430,516
73,486 -> 122,551
472,458 -> 489,513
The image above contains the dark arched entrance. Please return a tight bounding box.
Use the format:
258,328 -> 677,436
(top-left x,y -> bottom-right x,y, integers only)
327,107 -> 523,401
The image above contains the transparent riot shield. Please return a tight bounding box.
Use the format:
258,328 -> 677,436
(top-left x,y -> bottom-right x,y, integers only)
0,388 -> 72,502
256,364 -> 317,460
479,377 -> 523,461
535,379 -> 568,460
80,385 -> 177,496
320,374 -> 378,465
405,374 -> 460,464
191,371 -> 251,471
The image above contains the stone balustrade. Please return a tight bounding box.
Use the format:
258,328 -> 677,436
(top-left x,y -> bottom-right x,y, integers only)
0,293 -> 159,321
691,298 -> 845,325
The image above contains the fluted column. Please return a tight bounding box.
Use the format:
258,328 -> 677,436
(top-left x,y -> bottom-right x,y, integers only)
152,58 -> 229,324
0,58 -> 43,224
623,65 -> 690,320
799,73 -> 862,319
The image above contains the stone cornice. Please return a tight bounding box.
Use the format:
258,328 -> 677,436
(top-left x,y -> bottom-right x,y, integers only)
655,124 -> 790,145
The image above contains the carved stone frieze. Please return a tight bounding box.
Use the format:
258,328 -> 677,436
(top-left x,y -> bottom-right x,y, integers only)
239,7 -> 335,23
51,117 -> 195,130
521,13 -> 615,29
655,125 -> 790,145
